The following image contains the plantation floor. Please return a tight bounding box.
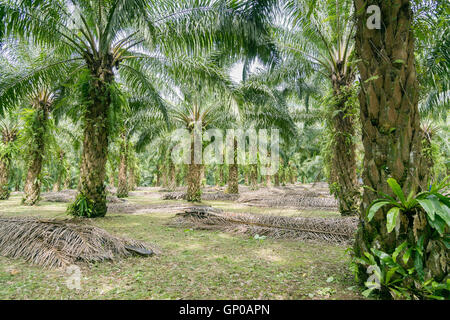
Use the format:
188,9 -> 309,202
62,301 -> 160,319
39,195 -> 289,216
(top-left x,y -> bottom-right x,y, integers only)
0,185 -> 366,300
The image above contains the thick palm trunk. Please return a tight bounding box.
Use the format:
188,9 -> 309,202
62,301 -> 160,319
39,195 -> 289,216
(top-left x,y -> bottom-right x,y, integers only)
162,164 -> 168,188
52,181 -> 60,192
250,164 -> 258,190
128,166 -> 136,191
0,130 -> 14,200
167,160 -> 176,191
329,86 -> 360,216
128,147 -> 136,191
0,158 -> 10,200
156,164 -> 161,187
23,147 -> 44,205
23,105 -> 48,206
109,171 -> 115,188
64,176 -> 70,190
273,172 -> 280,187
53,151 -> 65,192
354,0 -> 445,281
187,142 -> 202,202
117,133 -> 128,198
219,165 -> 225,186
227,139 -> 239,194
75,78 -> 111,217
227,164 -> 239,194
280,167 -> 285,186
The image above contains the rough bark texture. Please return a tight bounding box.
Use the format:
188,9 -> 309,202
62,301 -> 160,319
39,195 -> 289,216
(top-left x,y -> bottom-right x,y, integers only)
227,139 -> 239,194
329,84 -> 360,216
250,164 -> 258,190
128,166 -> 136,191
64,176 -> 70,190
0,127 -> 15,199
167,159 -> 176,191
280,167 -> 285,185
23,102 -> 48,206
109,171 -> 115,188
0,158 -> 10,200
273,172 -> 280,187
76,65 -> 112,217
353,0 -> 445,282
117,133 -> 128,198
186,141 -> 202,202
156,164 -> 161,186
219,165 -> 225,186
53,150 -> 65,192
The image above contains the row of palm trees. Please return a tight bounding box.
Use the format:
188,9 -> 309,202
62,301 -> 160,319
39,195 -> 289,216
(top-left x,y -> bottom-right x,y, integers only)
0,0 -> 448,289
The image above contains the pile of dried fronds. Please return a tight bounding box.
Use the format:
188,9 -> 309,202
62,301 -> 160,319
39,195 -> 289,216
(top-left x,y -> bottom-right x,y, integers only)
238,194 -> 337,209
201,192 -> 239,201
0,216 -> 160,268
173,206 -> 357,244
163,192 -> 186,200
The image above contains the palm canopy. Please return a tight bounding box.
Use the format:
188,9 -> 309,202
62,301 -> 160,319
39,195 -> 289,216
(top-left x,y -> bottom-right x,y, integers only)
413,0 -> 449,120
0,0 -> 277,112
276,0 -> 355,88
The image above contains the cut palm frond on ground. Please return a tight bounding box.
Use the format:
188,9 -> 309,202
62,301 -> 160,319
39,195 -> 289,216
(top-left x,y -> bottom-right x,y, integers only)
0,216 -> 160,269
163,192 -> 239,201
172,207 -> 357,244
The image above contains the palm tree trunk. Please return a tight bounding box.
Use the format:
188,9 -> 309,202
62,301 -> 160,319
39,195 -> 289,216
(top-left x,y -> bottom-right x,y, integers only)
273,172 -> 280,187
23,148 -> 43,205
156,164 -> 161,187
109,171 -> 115,188
76,79 -> 111,217
128,166 -> 136,191
187,141 -> 202,202
250,164 -> 258,190
64,175 -> 70,190
0,157 -> 10,200
168,159 -> 176,191
23,106 -> 48,206
280,167 -> 285,186
117,133 -> 128,198
219,165 -> 224,186
353,0 -> 444,281
329,85 -> 360,216
227,139 -> 239,194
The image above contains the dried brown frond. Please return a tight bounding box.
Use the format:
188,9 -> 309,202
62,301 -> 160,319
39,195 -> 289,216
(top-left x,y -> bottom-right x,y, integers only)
0,216 -> 160,269
172,206 -> 357,244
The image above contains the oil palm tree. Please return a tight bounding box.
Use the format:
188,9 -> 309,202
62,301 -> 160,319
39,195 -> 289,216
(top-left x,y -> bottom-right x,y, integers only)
0,43 -> 60,205
276,0 -> 360,215
353,0 -> 447,284
21,88 -> 56,205
0,0 -> 277,217
172,92 -> 219,201
0,111 -> 18,199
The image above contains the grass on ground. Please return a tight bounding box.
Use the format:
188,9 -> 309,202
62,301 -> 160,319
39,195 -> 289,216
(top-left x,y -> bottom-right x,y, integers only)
0,194 -> 365,300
